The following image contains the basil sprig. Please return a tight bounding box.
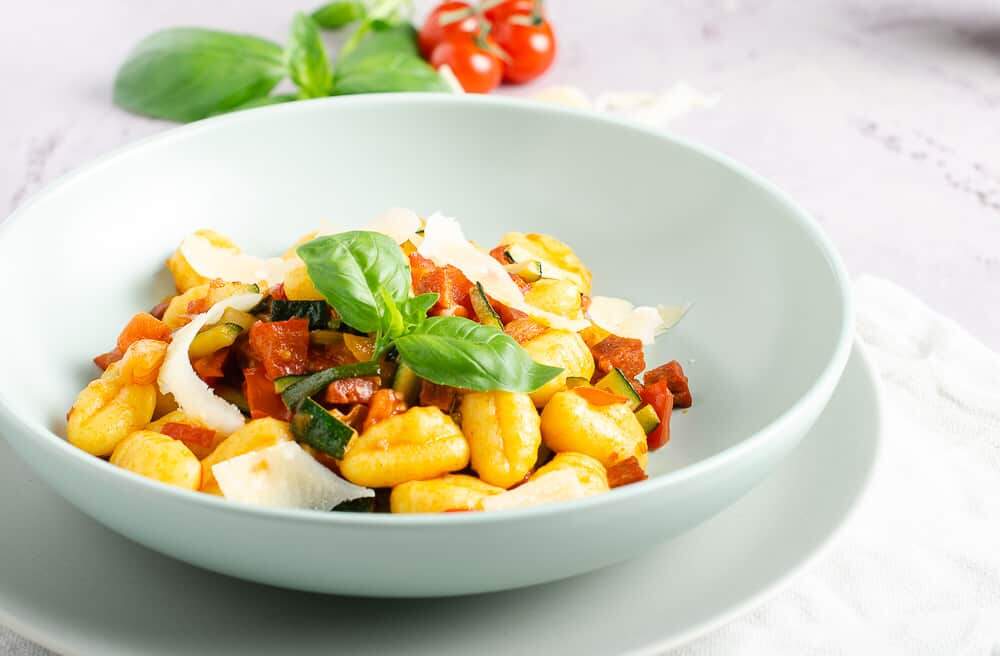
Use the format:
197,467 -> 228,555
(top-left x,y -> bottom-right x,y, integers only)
113,1 -> 449,123
297,234 -> 563,393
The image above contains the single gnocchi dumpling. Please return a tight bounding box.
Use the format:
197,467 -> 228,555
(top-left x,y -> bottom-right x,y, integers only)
161,279 -> 260,329
390,474 -> 503,513
539,390 -> 648,469
460,391 -> 541,489
500,231 -> 592,294
532,452 -> 609,495
167,229 -> 239,293
67,339 -> 168,456
523,279 -> 584,320
111,430 -> 201,490
340,406 -> 469,488
283,264 -> 325,301
200,417 -> 294,494
520,329 -> 595,407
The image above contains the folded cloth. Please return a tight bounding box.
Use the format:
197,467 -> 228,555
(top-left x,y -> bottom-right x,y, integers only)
3,276 -> 997,654
673,275 -> 1000,655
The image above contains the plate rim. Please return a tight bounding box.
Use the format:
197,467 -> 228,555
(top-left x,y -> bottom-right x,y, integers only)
0,341 -> 883,655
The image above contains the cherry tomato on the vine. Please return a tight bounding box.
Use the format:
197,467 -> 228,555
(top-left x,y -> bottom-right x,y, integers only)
491,12 -> 556,84
418,2 -> 481,58
483,0 -> 540,24
430,35 -> 505,94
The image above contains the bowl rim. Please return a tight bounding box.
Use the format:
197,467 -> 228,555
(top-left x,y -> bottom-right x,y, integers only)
0,93 -> 854,527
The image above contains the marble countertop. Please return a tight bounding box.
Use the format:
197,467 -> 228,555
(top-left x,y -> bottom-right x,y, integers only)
1,1 -> 997,652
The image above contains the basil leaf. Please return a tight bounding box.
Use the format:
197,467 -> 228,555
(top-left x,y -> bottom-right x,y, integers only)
287,13 -> 333,98
394,316 -> 563,392
312,1 -> 365,29
400,293 -> 438,328
332,51 -> 449,95
338,22 -> 420,64
225,93 -> 297,114
113,28 -> 286,122
297,231 -> 410,334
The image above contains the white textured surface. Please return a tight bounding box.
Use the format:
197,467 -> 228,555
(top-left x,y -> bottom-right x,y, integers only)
2,0 -> 998,653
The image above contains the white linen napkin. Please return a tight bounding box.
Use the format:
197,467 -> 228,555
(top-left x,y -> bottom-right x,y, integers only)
671,275 -> 1000,655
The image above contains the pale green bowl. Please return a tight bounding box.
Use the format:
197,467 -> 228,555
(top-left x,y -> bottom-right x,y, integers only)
0,95 -> 852,597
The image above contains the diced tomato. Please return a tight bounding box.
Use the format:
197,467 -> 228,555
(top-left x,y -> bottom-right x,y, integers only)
606,456 -> 648,488
504,317 -> 546,344
243,367 -> 291,421
363,389 -> 405,432
419,381 -> 460,413
325,376 -> 380,405
417,265 -> 475,315
307,342 -> 355,372
249,318 -> 310,380
160,422 -> 216,449
193,348 -> 229,381
573,386 -> 629,406
639,379 -> 674,451
270,283 -> 288,300
408,253 -> 437,290
488,244 -> 510,264
644,360 -> 692,408
93,348 -> 123,371
150,299 -> 172,320
116,312 -> 172,353
186,297 -> 210,315
590,335 -> 646,379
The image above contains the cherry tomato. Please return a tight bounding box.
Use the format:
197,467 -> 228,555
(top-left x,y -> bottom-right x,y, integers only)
483,0 -> 539,24
492,13 -> 556,84
430,36 -> 504,94
418,2 -> 480,58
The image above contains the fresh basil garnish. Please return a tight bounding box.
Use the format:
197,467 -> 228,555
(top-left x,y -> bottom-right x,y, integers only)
333,51 -> 449,95
113,28 -> 286,122
297,233 -> 562,393
312,1 -> 366,29
297,231 -> 410,335
394,317 -> 563,392
286,13 -> 333,98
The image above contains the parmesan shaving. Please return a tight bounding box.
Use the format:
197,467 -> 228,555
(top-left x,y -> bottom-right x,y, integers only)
157,293 -> 262,435
180,234 -> 293,288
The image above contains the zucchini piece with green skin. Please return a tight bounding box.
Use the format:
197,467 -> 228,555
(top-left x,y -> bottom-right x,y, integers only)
215,385 -> 250,416
291,398 -> 356,459
189,323 -> 243,359
280,361 -> 381,409
309,329 -> 344,346
274,375 -> 306,393
469,282 -> 503,330
219,307 -> 256,332
504,260 -> 543,283
594,368 -> 642,410
270,300 -> 331,330
392,361 -> 421,405
634,404 -> 661,434
332,497 -> 375,513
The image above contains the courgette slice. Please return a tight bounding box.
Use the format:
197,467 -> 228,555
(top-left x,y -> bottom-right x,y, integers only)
594,368 -> 642,410
219,307 -> 256,332
280,361 -> 381,409
270,299 -> 331,330
291,398 -> 356,459
274,375 -> 306,393
469,282 -> 503,329
332,497 -> 375,513
309,329 -> 344,346
504,244 -> 574,283
565,377 -> 591,389
215,385 -> 250,416
189,323 -> 243,359
392,361 -> 421,405
504,260 -> 543,283
634,404 -> 661,434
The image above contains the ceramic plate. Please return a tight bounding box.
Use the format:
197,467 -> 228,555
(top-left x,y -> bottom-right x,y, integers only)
0,344 -> 880,655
